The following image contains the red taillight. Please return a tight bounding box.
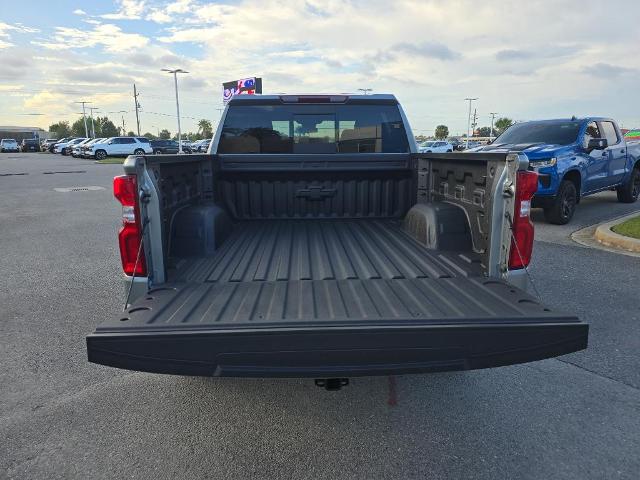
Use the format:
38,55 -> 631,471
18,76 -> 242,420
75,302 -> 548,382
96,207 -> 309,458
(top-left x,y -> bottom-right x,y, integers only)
113,175 -> 146,276
508,170 -> 538,270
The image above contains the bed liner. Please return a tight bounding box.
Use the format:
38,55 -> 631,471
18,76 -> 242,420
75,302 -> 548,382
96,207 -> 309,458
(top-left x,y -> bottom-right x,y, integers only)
87,218 -> 587,377
95,218 -> 578,329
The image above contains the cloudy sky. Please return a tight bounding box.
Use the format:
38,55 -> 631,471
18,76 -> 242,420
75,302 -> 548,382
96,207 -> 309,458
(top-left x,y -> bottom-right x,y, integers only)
1,0 -> 639,136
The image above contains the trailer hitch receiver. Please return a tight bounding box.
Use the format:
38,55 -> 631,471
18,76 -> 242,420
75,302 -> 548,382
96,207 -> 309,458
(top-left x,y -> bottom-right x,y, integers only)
315,378 -> 349,391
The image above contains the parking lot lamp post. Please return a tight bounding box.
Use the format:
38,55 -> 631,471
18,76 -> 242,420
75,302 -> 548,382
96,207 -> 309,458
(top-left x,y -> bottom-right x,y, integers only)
464,98 -> 478,149
489,112 -> 498,140
162,68 -> 189,154
89,107 -> 99,138
358,88 -> 372,95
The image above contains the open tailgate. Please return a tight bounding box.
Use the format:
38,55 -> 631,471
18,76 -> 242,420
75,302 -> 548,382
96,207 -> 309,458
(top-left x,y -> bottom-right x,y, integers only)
87,278 -> 587,377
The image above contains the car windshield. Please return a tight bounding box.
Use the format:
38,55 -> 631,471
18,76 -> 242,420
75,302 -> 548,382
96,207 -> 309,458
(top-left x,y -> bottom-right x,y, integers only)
422,142 -> 434,147
494,121 -> 582,146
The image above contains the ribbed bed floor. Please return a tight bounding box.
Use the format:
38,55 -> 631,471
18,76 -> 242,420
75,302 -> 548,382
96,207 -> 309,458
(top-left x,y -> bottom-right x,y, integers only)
171,219 -> 483,283
92,219 -> 560,330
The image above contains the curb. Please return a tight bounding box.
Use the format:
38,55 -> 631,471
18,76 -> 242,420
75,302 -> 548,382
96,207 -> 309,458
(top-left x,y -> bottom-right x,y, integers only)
593,212 -> 640,253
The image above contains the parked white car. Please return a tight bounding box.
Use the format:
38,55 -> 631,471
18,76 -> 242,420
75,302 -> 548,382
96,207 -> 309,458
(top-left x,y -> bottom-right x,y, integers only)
418,140 -> 453,153
88,137 -> 153,160
193,138 -> 211,152
72,138 -> 97,157
79,138 -> 105,158
54,138 -> 88,155
0,138 -> 19,152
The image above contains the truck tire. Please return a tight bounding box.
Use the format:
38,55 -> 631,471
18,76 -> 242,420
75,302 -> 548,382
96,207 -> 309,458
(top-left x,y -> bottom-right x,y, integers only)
95,149 -> 107,160
616,167 -> 640,203
544,180 -> 577,224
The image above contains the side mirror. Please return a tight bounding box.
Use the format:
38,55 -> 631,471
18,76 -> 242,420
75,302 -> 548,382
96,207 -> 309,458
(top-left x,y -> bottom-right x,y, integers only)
587,138 -> 607,151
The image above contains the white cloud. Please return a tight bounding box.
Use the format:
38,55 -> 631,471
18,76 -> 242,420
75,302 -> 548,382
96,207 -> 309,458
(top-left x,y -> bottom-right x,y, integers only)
0,84 -> 24,91
73,9 -> 87,15
0,22 -> 39,48
146,9 -> 173,24
166,0 -> 193,14
23,90 -> 68,111
34,24 -> 149,53
145,0 -> 195,24
101,0 -> 146,20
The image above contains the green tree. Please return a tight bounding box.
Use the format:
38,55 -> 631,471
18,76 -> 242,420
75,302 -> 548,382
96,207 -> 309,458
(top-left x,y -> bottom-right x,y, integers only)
49,121 -> 71,138
127,131 -> 135,137
70,116 -> 90,137
477,126 -> 492,137
142,131 -> 155,139
198,119 -> 213,138
494,117 -> 514,135
97,117 -> 119,138
434,125 -> 449,140
159,129 -> 171,139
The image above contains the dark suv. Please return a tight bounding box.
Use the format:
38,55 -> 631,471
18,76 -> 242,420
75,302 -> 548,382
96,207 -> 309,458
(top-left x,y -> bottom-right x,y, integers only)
21,139 -> 41,152
150,139 -> 192,154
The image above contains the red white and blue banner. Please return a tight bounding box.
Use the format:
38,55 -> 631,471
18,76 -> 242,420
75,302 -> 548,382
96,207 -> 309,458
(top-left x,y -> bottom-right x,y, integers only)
222,77 -> 262,103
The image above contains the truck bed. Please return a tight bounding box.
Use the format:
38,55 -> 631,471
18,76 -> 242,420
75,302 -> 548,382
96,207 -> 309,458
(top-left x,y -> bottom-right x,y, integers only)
136,219 -> 503,326
88,218 -> 587,377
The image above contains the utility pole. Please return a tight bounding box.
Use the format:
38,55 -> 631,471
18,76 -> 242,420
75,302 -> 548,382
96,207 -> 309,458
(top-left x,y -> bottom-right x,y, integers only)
464,97 -> 478,149
357,88 -> 372,95
75,101 -> 91,138
489,112 -> 498,139
133,84 -> 141,136
162,68 -> 189,153
88,107 -> 99,137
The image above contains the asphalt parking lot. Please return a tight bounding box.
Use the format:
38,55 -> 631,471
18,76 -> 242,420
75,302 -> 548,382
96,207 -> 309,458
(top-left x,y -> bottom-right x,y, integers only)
1,153 -> 639,480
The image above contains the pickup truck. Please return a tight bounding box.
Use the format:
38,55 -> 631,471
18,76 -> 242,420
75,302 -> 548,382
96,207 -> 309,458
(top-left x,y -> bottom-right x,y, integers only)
86,94 -> 587,386
472,118 -> 640,224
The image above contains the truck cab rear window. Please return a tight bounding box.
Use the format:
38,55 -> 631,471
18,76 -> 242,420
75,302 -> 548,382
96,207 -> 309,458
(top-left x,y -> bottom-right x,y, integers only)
218,104 -> 409,154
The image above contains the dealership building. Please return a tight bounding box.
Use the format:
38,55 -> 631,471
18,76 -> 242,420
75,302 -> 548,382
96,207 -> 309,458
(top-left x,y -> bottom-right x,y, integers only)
0,126 -> 49,142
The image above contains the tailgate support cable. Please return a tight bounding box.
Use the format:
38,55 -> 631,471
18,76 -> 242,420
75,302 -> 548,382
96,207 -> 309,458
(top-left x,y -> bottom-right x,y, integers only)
506,214 -> 542,300
123,218 -> 149,311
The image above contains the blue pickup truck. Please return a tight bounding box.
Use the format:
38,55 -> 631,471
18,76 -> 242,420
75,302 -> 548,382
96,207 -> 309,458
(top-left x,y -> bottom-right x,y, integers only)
473,118 -> 640,223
